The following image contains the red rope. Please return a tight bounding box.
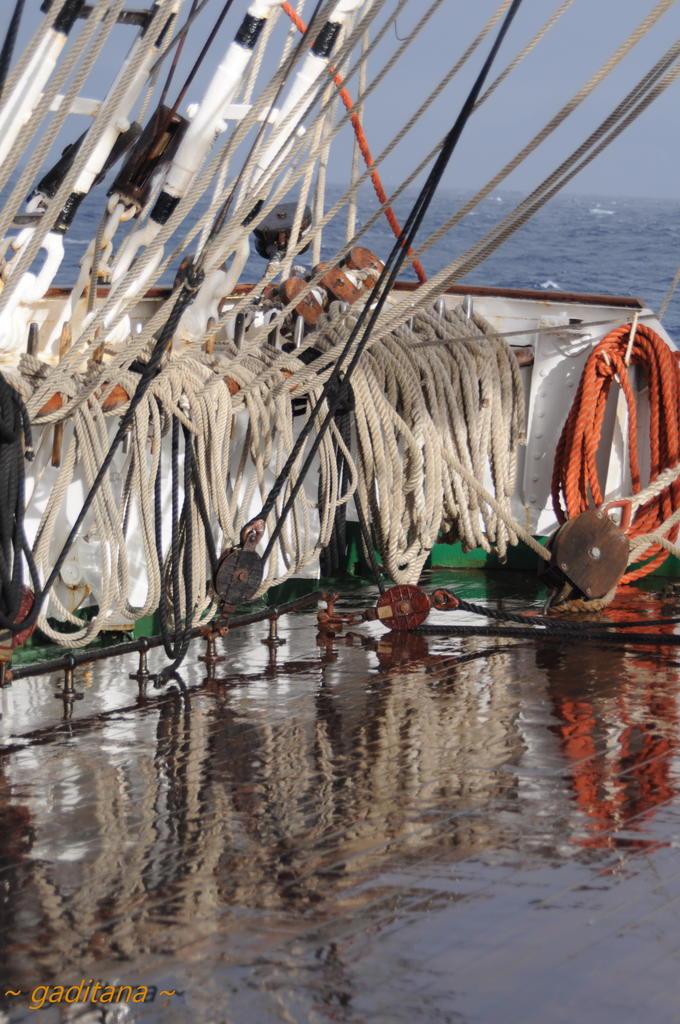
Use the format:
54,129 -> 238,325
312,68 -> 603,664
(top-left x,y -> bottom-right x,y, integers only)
551,323 -> 680,582
281,2 -> 427,284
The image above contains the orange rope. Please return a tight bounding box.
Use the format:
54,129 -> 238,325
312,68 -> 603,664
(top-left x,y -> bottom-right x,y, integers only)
281,3 -> 427,283
551,323 -> 680,582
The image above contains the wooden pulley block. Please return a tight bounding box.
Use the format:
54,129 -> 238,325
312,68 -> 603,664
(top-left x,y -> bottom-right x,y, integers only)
374,584 -> 431,632
345,246 -> 384,289
261,283 -> 281,305
0,587 -> 36,657
539,508 -> 630,602
319,266 -> 363,306
12,587 -> 36,648
280,277 -> 325,327
213,549 -> 263,607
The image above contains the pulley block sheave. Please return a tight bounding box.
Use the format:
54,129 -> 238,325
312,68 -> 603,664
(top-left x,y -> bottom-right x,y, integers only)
213,549 -> 263,608
374,584 -> 431,632
213,519 -> 266,609
0,587 -> 35,663
539,507 -> 630,602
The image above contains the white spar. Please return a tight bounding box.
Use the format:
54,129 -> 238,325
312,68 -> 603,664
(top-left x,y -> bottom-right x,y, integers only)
111,0 -> 288,294
0,0 -> 87,170
0,2 -> 183,351
250,0 -> 366,192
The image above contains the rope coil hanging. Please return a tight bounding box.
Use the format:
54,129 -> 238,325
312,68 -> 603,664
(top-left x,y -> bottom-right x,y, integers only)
552,322 -> 680,583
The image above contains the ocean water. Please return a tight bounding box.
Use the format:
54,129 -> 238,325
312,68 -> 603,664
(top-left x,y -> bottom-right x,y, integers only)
58,185 -> 680,339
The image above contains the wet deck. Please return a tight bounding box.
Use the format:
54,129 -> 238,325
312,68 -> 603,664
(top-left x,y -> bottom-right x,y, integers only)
2,571 -> 680,1023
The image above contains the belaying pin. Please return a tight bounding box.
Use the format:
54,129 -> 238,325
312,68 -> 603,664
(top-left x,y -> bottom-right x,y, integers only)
199,628 -> 224,674
129,637 -> 151,699
234,311 -> 246,349
54,655 -> 84,716
262,615 -> 286,648
293,314 -> 304,348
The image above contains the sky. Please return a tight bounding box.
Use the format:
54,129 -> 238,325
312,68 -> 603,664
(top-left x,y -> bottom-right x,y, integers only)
9,0 -> 680,201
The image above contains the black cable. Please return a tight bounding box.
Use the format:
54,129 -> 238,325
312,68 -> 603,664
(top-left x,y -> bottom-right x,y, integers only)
416,621 -> 680,647
0,374 -> 41,632
450,595 -> 680,631
153,417 -> 197,682
185,429 -> 219,576
257,0 -> 524,564
0,0 -> 25,101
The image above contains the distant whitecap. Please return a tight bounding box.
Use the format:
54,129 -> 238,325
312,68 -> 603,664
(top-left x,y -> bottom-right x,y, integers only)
539,279 -> 560,290
590,206 -> 614,215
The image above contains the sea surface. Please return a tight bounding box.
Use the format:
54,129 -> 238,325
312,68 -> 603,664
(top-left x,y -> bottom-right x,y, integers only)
56,185 -> 680,339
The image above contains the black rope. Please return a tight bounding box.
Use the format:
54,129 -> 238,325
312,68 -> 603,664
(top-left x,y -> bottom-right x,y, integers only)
168,0 -> 236,119
319,407 -> 350,578
152,417 -> 198,683
0,374 -> 41,632
416,621 -> 680,647
257,0 -> 524,564
448,594 -> 680,631
185,429 -> 219,576
354,490 -> 386,594
0,0 -> 24,100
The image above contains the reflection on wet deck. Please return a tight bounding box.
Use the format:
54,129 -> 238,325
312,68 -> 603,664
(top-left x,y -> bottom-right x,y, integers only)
2,574 -> 680,1022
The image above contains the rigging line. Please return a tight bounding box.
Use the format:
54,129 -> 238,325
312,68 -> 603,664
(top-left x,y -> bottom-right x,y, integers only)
434,46 -> 680,282
197,0 -> 329,258
158,0 -> 201,110
94,0 -> 373,363
266,0 -> 508,298
0,0 -> 25,101
169,0 -> 237,118
659,266 -> 680,321
101,0 -> 382,321
364,52 -> 680,339
416,0 -> 678,261
475,0 -> 575,109
194,0 -> 435,322
0,0 -> 112,204
258,0 -> 525,564
148,0 -> 216,77
282,0 -> 428,281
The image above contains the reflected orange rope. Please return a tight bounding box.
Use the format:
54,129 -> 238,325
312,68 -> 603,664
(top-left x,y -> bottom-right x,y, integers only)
282,2 -> 427,283
552,323 -> 680,582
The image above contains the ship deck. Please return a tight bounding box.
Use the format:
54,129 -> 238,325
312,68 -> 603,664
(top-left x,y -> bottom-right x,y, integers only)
2,570 -> 680,1023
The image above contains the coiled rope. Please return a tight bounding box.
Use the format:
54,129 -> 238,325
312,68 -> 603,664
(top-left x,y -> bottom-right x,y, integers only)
552,323 -> 680,583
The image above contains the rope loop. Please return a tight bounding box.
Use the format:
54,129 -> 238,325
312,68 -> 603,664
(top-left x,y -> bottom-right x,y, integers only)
552,322 -> 680,582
